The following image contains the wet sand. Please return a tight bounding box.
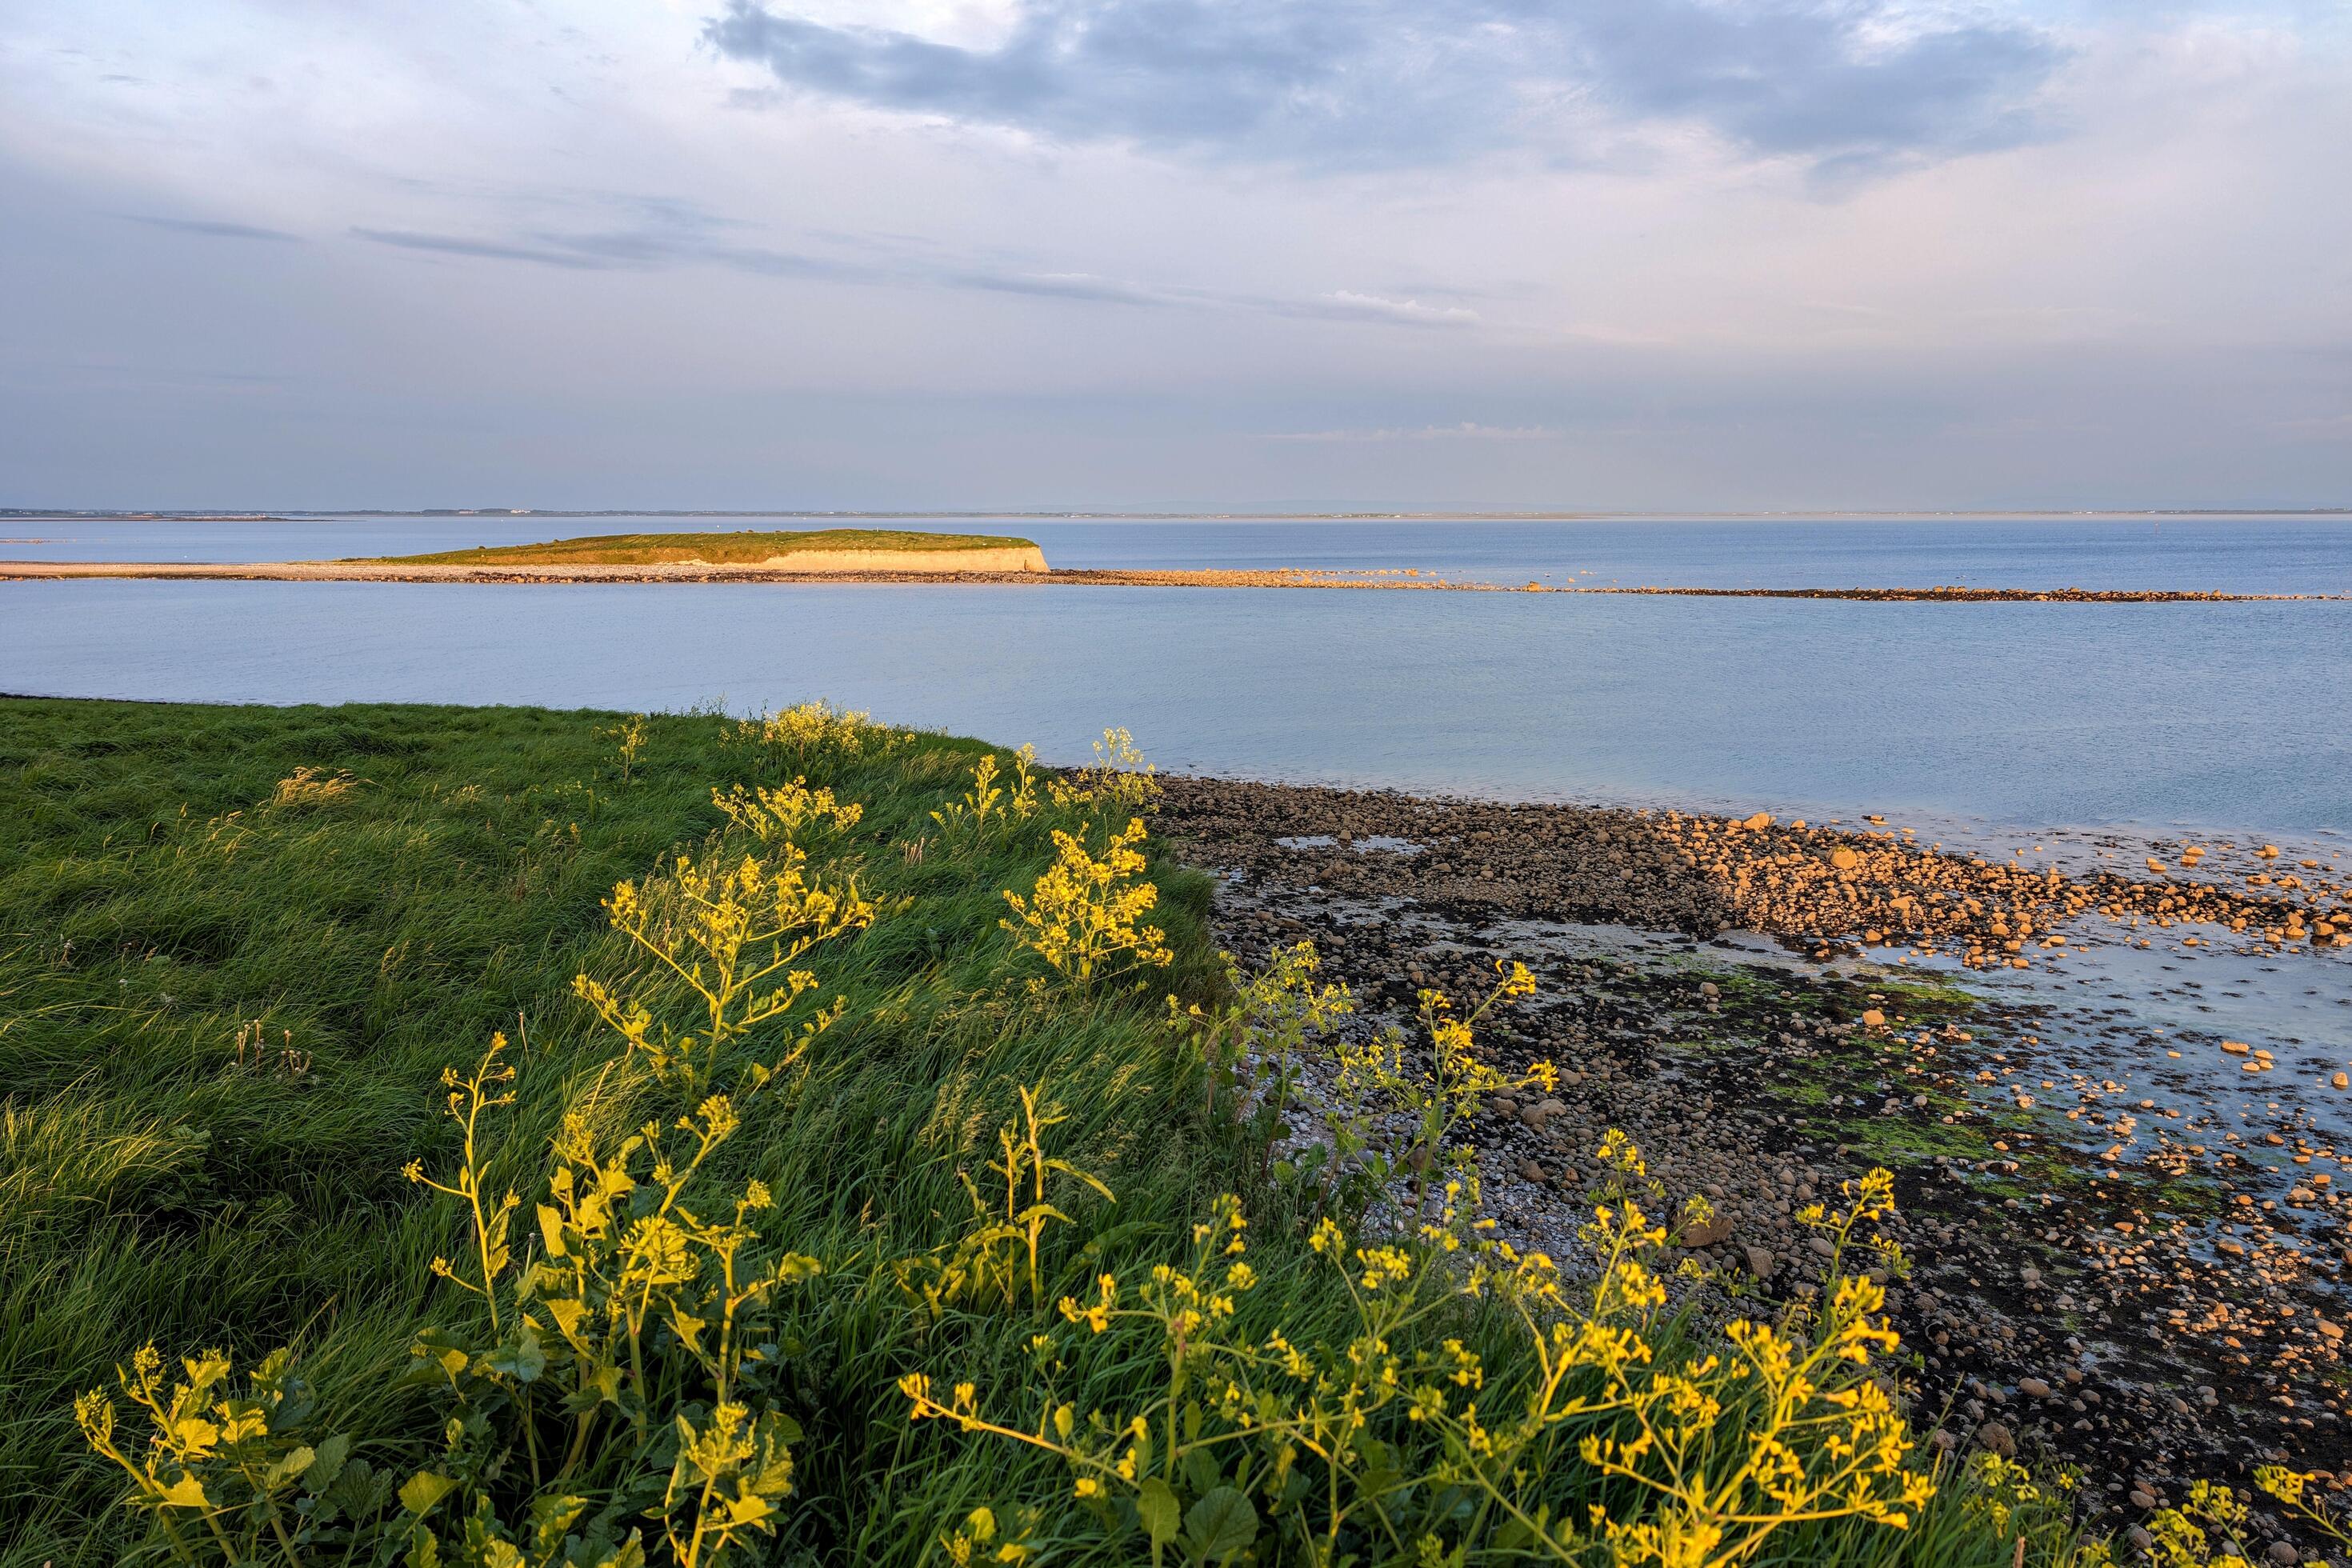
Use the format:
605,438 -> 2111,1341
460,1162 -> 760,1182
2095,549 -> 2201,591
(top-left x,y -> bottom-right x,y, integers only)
1,558 -> 2335,600
1158,776 -> 2352,1553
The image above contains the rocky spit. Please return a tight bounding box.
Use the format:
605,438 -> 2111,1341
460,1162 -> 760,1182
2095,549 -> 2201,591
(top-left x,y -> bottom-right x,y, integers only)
1158,777 -> 2352,1561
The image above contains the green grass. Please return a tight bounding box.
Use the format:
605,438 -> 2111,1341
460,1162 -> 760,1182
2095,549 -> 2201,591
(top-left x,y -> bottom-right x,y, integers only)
0,699 -> 2101,1566
354,529 -> 1038,567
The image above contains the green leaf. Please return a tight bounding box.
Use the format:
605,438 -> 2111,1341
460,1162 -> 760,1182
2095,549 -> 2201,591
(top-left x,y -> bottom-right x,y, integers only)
1135,1478 -> 1180,1546
158,1474 -> 211,1509
304,1432 -> 351,1495
398,1469 -> 457,1517
263,1443 -> 316,1490
599,1532 -> 650,1568
1181,1487 -> 1258,1562
528,1493 -> 590,1554
486,1325 -> 546,1383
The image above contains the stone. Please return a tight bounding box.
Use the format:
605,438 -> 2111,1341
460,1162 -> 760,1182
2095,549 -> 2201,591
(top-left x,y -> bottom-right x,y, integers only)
1742,1245 -> 1775,1280
2019,1378 -> 2051,1399
1682,1214 -> 1734,1248
1974,1421 -> 2015,1458
1808,1235 -> 1836,1259
2266,1544 -> 2297,1565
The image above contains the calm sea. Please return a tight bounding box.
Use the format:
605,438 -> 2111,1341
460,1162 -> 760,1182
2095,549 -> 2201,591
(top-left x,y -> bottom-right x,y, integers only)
4,514 -> 2348,845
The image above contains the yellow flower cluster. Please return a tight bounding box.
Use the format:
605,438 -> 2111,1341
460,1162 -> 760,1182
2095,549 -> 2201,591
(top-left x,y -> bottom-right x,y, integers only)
574,834 -> 874,1094
912,1126 -> 1945,1568
744,700 -> 910,759
1044,726 -> 1161,815
1000,817 -> 1171,983
710,777 -> 863,841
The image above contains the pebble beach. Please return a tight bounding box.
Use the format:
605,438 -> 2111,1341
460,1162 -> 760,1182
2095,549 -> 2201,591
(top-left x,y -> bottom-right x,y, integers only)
1158,776 -> 2352,1559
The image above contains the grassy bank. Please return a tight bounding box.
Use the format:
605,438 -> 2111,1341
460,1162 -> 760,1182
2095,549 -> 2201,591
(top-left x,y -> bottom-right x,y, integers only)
0,699 -> 2112,1566
357,529 -> 1037,567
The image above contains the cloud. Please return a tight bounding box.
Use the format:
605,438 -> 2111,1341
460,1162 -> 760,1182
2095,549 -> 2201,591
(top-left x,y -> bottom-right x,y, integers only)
132,215 -> 302,242
1259,422 -> 1561,442
347,217 -> 1479,326
703,0 -> 2067,172
351,227 -> 618,269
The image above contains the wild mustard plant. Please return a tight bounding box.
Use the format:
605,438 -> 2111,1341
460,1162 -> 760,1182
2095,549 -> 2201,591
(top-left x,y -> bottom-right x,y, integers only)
1441,1143 -> 1934,1565
2138,1481 -> 2254,1567
399,1081 -> 818,1566
898,1083 -> 1114,1319
1001,817 -> 1172,986
1167,942 -> 1353,1160
743,701 -> 910,763
905,1131 -> 1938,1568
930,754 -> 1007,845
710,778 -> 863,842
1342,961 -> 1556,1220
2253,1468 -> 2346,1562
1007,742 -> 1043,820
403,1034 -> 522,1334
74,1346 -> 393,1565
573,834 -> 874,1095
601,714 -> 650,782
391,798 -> 856,1564
1958,1454 -> 2098,1566
1046,727 -> 1162,818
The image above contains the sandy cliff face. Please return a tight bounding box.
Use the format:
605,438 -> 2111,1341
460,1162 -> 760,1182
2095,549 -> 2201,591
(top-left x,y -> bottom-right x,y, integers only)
747,545 -> 1047,574
0,544 -> 1052,581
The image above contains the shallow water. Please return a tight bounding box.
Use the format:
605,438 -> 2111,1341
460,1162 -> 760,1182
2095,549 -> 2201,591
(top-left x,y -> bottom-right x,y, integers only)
5,577 -> 2348,844
10,512 -> 2352,594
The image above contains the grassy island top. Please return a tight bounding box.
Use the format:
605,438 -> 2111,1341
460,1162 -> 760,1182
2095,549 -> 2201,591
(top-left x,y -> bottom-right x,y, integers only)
354,526 -> 1038,566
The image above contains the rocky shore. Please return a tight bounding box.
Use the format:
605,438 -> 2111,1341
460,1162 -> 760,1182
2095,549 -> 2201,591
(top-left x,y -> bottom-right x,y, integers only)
1158,776 -> 2352,1559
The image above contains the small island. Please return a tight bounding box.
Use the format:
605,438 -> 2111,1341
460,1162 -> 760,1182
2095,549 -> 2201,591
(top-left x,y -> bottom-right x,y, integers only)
0,527 -> 1050,582
357,527 -> 1048,574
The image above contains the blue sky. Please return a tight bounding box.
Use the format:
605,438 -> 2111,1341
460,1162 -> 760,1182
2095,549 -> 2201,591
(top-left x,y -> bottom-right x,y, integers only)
2,0 -> 2346,510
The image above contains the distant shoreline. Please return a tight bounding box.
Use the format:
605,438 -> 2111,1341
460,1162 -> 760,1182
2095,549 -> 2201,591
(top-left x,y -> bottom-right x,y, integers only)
6,508 -> 2350,523
1,558 -> 2339,602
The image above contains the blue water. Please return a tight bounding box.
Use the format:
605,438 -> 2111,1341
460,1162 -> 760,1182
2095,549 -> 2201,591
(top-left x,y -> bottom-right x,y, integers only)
8,513 -> 2352,594
3,515 -> 2349,842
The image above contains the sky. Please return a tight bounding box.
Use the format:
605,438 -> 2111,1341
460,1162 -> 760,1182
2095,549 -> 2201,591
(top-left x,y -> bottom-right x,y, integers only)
2,0 -> 2347,512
